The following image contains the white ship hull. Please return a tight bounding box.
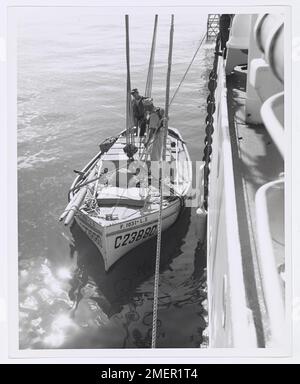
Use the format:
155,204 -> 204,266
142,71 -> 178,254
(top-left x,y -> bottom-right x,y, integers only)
205,14 -> 286,348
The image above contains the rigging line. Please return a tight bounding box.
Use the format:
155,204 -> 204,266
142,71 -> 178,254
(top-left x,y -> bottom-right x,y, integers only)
92,159 -> 103,200
151,14 -> 174,350
169,31 -> 207,106
145,15 -> 158,98
138,125 -> 162,162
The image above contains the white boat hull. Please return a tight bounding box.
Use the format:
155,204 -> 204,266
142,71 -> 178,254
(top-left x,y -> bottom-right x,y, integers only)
75,198 -> 182,270
67,127 -> 192,271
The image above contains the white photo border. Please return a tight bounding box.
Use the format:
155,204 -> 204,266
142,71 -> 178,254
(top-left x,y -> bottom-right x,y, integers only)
0,0 -> 298,363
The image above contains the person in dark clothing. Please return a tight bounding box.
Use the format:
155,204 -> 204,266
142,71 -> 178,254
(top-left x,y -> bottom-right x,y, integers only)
219,14 -> 233,58
131,88 -> 147,136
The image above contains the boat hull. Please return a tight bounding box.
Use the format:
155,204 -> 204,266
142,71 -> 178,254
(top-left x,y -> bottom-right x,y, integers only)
67,127 -> 192,271
75,198 -> 182,270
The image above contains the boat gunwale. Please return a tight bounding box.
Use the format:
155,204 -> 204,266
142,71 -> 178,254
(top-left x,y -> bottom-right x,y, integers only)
69,127 -> 193,202
79,195 -> 182,232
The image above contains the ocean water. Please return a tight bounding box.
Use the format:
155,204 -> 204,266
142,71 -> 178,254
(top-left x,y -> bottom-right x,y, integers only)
17,7 -> 214,349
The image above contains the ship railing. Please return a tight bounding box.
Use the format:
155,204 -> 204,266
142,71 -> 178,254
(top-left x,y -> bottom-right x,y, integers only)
255,178 -> 286,347
260,91 -> 284,157
251,13 -> 284,155
252,13 -> 286,347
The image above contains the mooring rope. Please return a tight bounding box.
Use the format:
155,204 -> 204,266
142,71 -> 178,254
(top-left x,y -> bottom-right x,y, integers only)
169,32 -> 207,106
151,14 -> 174,349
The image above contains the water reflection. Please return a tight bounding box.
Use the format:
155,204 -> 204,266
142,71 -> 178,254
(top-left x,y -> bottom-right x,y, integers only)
65,207 -> 207,348
19,207 -> 207,349
18,10 -> 212,349
19,258 -> 75,349
69,208 -> 192,315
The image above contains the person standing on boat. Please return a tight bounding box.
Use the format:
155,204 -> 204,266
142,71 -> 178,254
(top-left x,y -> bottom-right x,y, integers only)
142,100 -> 166,190
144,101 -> 165,161
151,109 -> 167,192
150,109 -> 166,162
131,88 -> 147,137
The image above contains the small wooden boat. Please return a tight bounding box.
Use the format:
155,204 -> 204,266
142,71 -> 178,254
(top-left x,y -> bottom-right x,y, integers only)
62,127 -> 192,271
60,15 -> 192,270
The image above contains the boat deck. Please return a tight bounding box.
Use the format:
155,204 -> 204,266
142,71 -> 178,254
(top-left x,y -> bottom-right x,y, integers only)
85,186 -> 162,226
78,128 -> 192,227
226,67 -> 284,346
102,135 -> 174,162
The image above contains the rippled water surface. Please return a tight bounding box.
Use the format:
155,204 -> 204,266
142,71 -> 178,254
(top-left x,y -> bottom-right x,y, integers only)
18,7 -> 213,349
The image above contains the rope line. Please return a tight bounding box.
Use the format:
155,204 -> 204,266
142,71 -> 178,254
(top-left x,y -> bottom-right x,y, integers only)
145,15 -> 158,98
151,165 -> 163,348
169,32 -> 207,106
151,14 -> 174,349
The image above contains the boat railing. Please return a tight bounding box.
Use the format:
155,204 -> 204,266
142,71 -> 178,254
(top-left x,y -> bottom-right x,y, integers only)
225,14 -> 251,74
254,14 -> 284,83
255,178 -> 285,347
253,13 -> 284,156
260,91 -> 284,157
251,13 -> 286,347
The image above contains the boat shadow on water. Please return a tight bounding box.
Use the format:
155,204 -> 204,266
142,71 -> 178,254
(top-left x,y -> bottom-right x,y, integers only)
63,203 -> 208,348
68,207 -> 193,318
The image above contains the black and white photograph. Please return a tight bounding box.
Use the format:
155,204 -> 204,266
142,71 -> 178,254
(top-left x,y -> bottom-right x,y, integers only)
2,0 -> 300,364
13,6 -> 288,351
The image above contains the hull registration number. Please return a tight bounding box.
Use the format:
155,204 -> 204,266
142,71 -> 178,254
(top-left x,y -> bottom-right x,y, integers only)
114,225 -> 157,249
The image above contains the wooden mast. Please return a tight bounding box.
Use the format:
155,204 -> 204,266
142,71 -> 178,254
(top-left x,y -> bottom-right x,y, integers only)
125,14 -> 134,145
123,14 -> 138,159
162,14 -> 174,162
